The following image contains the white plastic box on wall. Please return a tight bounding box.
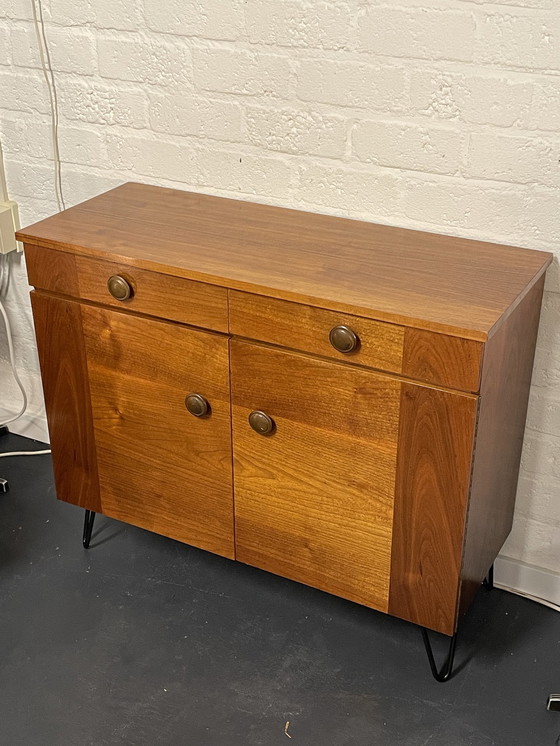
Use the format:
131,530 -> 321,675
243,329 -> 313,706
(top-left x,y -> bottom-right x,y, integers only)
0,200 -> 22,254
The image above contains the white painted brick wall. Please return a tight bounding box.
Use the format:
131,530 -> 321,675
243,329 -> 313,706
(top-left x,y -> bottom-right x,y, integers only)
97,37 -> 192,86
145,0 -> 244,40
151,92 -> 243,141
246,0 -> 354,51
359,6 -> 476,62
352,119 -> 463,174
1,0 -> 560,586
193,48 -> 294,98
57,78 -> 149,129
247,106 -> 347,157
297,59 -> 408,112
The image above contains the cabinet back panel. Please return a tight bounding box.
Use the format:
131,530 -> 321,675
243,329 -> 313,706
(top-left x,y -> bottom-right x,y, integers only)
231,340 -> 399,612
81,307 -> 234,559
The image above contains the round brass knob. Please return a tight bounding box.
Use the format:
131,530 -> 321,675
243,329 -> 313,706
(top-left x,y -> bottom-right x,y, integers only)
248,410 -> 275,436
329,325 -> 359,353
185,393 -> 210,418
107,275 -> 132,301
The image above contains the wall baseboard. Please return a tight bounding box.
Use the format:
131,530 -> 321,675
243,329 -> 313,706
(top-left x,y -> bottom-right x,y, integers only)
7,411 -> 50,444
495,555 -> 560,608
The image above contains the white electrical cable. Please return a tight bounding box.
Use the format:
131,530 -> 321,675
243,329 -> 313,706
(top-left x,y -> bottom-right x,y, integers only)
0,141 -> 8,203
0,450 -> 51,457
0,296 -> 28,428
0,254 -> 5,295
0,251 -> 10,296
32,0 -> 65,212
0,95 -> 26,431
0,218 -> 27,430
495,582 -> 560,614
0,2 -> 63,434
0,142 -> 12,297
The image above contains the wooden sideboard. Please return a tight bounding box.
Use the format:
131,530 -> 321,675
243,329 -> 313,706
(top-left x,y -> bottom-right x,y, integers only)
18,183 -> 552,678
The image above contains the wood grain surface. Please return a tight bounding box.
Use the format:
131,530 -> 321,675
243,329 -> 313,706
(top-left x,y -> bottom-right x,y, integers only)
30,291 -> 101,512
458,276 -> 546,616
230,340 -> 400,612
23,183 -> 551,637
25,243 -> 228,332
18,182 -> 552,340
231,289 -> 484,392
229,289 -> 404,375
402,328 -> 483,393
81,305 -> 235,558
389,384 -> 478,635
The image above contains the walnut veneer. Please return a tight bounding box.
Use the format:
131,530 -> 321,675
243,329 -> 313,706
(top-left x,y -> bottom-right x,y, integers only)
18,182 -> 552,637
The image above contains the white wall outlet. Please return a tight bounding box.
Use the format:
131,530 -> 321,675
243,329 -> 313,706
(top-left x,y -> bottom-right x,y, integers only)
0,200 -> 22,253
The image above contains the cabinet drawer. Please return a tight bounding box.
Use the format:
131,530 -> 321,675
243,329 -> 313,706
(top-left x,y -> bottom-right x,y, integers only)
230,289 -> 404,377
229,290 -> 482,392
25,244 -> 228,332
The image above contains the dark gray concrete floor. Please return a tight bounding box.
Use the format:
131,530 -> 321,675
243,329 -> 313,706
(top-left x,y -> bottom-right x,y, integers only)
1,432 -> 559,746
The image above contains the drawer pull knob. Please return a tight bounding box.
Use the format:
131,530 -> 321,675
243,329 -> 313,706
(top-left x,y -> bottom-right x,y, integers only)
185,393 -> 210,418
107,275 -> 133,301
248,410 -> 275,436
329,325 -> 359,353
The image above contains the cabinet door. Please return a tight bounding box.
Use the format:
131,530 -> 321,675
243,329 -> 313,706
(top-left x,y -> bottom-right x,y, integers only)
230,340 -> 401,612
32,293 -> 234,559
230,340 -> 478,633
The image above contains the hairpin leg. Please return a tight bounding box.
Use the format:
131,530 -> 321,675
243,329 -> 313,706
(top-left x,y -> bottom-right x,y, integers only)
1,427 -> 8,493
421,628 -> 458,683
483,563 -> 494,591
83,509 -> 96,548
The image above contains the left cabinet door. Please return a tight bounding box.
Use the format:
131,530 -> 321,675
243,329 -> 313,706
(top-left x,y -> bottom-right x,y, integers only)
31,292 -> 234,559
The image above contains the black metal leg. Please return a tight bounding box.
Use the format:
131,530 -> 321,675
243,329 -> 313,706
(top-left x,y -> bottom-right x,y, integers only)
82,510 -> 96,548
421,628 -> 458,683
1,426 -> 9,492
483,563 -> 494,591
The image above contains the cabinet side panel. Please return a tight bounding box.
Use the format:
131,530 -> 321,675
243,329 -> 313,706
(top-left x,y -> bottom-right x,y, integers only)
458,276 -> 545,616
389,385 -> 477,635
30,291 -> 101,511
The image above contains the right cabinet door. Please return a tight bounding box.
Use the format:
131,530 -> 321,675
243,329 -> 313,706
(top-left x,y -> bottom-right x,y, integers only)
230,340 -> 477,634
230,339 -> 401,614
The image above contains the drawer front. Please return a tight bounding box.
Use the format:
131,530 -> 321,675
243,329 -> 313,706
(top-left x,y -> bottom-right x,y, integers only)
230,289 -> 404,376
230,290 -> 482,392
25,244 -> 228,332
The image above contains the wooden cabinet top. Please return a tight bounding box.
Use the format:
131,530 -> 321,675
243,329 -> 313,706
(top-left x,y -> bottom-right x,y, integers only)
17,182 -> 552,341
